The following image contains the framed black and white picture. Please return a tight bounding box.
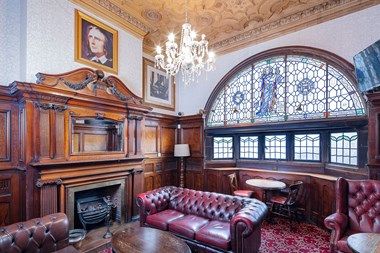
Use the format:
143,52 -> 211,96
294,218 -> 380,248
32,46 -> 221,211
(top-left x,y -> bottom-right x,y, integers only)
143,58 -> 175,111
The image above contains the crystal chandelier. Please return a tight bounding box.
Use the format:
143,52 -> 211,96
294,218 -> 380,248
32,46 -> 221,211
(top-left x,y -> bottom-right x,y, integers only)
155,0 -> 216,85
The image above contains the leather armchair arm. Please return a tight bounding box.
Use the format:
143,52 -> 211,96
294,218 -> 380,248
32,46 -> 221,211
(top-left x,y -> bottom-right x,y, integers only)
136,186 -> 172,226
324,212 -> 348,252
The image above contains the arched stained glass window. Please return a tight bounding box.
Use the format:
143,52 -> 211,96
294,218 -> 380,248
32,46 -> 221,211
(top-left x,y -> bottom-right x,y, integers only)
206,47 -> 366,127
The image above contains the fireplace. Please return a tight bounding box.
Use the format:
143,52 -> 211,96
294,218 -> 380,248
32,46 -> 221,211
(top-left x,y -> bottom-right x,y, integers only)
66,179 -> 126,230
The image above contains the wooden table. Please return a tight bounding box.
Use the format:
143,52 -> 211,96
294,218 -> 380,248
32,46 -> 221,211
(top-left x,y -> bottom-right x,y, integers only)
347,233 -> 380,253
112,227 -> 191,253
245,178 -> 286,202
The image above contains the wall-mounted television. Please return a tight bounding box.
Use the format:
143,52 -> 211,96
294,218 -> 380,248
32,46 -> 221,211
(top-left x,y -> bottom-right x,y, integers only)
353,39 -> 380,92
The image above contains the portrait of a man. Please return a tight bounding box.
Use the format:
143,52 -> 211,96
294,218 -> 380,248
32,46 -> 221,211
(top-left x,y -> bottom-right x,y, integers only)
82,22 -> 113,68
75,10 -> 118,73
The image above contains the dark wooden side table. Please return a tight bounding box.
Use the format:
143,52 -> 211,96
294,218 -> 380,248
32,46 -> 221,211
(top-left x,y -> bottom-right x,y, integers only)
347,233 -> 380,253
112,227 -> 191,253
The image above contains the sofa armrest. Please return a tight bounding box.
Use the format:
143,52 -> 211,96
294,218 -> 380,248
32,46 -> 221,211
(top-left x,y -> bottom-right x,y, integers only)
324,212 -> 348,252
136,186 -> 172,226
230,199 -> 268,253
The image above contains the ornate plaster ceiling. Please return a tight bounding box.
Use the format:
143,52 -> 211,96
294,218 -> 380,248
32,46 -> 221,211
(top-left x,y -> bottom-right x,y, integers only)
71,0 -> 379,55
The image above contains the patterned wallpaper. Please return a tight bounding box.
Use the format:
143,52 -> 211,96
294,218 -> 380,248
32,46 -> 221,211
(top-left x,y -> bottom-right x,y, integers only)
1,0 -> 143,97
0,0 -> 21,86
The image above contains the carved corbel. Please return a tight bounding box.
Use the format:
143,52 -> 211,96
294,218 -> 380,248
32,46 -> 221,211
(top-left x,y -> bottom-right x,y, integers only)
35,178 -> 63,188
37,103 -> 68,112
127,115 -> 143,121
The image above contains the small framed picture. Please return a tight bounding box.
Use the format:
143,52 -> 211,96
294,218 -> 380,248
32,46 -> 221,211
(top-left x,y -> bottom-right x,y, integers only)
75,10 -> 118,74
143,58 -> 175,111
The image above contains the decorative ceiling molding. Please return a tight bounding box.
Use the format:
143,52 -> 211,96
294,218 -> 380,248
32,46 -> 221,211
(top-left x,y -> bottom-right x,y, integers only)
210,0 -> 380,54
71,0 -> 380,55
70,0 -> 155,39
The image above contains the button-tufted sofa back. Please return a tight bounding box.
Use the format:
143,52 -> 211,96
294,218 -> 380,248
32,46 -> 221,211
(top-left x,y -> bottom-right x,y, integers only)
0,213 -> 76,253
337,177 -> 380,232
169,187 -> 245,222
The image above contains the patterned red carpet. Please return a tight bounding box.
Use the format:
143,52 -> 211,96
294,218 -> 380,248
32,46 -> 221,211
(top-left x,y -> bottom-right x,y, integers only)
98,218 -> 330,253
259,218 -> 330,253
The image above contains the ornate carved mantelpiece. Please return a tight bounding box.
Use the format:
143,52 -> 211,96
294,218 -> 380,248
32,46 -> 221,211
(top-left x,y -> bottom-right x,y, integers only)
3,68 -> 153,223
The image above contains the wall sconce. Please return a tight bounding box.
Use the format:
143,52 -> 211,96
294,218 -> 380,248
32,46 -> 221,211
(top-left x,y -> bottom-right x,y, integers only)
174,144 -> 191,188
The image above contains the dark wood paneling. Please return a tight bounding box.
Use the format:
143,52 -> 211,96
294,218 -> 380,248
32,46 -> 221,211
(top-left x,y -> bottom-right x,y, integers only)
179,115 -> 205,189
39,109 -> 50,159
161,126 -> 176,154
310,177 -> 335,227
132,169 -> 144,219
55,111 -> 65,158
0,110 -> 10,161
145,125 -> 158,154
367,93 -> 380,179
182,126 -> 202,156
0,172 -> 22,225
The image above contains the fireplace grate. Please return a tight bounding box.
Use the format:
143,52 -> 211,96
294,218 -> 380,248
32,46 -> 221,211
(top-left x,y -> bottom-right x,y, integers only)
76,195 -> 113,230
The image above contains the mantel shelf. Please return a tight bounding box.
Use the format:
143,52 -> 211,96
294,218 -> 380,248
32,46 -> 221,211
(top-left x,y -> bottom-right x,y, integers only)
30,156 -> 145,167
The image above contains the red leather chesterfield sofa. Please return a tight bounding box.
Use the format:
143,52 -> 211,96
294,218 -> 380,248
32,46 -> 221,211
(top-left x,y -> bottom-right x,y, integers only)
324,177 -> 380,253
136,186 -> 268,253
0,212 -> 78,253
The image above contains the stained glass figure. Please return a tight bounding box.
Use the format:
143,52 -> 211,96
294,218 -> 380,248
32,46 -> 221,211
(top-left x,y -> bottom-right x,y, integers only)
256,67 -> 282,116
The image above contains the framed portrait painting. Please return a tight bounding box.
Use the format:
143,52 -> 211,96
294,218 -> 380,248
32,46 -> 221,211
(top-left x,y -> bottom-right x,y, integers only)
143,58 -> 175,111
75,10 -> 118,74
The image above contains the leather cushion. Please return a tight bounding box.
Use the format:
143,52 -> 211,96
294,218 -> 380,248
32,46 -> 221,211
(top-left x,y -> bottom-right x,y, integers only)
195,220 -> 231,250
234,190 -> 254,198
169,215 -> 209,239
146,209 -> 184,230
270,195 -> 287,204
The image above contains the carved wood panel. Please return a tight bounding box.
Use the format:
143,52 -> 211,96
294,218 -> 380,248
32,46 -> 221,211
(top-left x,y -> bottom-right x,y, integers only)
0,110 -> 10,161
0,173 -> 22,225
310,177 -> 335,227
145,125 -> 158,154
182,126 -> 203,157
161,126 -> 176,155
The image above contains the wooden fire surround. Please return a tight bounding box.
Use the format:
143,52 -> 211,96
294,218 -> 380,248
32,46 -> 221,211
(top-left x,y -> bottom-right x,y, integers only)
0,68 -> 154,224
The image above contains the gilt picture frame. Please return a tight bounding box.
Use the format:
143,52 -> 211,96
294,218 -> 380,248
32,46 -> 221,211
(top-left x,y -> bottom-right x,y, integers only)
143,58 -> 175,111
75,10 -> 118,74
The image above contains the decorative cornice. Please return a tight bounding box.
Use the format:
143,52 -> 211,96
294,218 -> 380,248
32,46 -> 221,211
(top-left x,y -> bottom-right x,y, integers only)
92,0 -> 154,34
210,0 -> 375,53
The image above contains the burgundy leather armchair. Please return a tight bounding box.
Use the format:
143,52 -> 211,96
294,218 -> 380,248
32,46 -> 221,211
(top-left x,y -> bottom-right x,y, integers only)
0,213 -> 78,253
136,186 -> 268,253
324,177 -> 380,253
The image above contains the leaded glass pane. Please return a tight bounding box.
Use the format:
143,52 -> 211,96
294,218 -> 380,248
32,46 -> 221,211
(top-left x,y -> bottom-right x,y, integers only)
213,137 -> 233,159
286,56 -> 327,120
207,52 -> 365,127
240,136 -> 259,159
330,132 -> 358,166
327,65 -> 366,117
265,135 -> 286,159
294,134 -> 320,161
